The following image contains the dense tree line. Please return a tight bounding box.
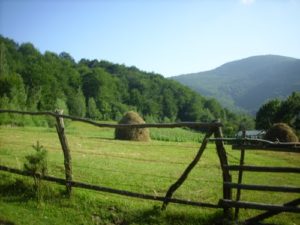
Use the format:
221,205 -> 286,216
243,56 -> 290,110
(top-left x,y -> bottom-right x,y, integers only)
256,92 -> 300,135
0,36 -> 254,135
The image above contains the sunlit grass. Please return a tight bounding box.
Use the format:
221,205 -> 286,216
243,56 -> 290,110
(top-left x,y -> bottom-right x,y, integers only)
0,122 -> 299,225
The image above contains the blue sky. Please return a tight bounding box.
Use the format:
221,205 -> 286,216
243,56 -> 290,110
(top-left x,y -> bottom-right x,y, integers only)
1,0 -> 300,77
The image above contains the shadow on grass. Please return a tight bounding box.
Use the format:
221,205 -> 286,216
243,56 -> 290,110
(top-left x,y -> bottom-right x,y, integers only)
0,174 -> 35,202
93,204 -> 234,225
0,219 -> 15,225
129,208 -> 278,225
0,173 -> 63,203
131,207 -> 231,225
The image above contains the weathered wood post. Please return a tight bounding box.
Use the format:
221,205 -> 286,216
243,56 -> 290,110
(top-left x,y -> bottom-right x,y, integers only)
234,129 -> 246,220
55,109 -> 72,196
213,119 -> 232,217
161,130 -> 214,210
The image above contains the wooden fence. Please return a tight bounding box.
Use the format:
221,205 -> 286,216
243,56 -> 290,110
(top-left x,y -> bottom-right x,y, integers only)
210,136 -> 300,224
0,109 -> 299,224
0,110 -> 228,210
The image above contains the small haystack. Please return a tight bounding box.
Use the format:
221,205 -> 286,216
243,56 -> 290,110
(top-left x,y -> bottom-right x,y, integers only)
115,111 -> 150,141
265,123 -> 299,142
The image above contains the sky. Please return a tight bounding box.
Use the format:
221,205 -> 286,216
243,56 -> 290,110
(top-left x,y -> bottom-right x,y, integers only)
0,0 -> 300,77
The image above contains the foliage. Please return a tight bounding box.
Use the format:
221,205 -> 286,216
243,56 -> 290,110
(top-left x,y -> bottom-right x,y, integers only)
87,97 -> 101,119
0,35 -> 254,135
23,141 -> 48,202
256,92 -> 300,134
255,99 -> 282,129
67,88 -> 86,117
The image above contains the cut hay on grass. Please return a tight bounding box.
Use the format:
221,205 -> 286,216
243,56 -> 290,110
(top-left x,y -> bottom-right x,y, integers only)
115,111 -> 150,142
265,123 -> 299,142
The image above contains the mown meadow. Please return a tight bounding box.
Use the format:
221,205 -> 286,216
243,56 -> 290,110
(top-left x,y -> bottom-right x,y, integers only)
0,120 -> 299,225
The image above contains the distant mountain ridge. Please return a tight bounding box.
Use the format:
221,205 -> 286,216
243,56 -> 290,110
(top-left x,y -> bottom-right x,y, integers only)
171,55 -> 300,114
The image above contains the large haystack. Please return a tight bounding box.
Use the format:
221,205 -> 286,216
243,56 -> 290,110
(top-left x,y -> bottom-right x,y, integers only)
115,111 -> 150,141
265,123 -> 299,142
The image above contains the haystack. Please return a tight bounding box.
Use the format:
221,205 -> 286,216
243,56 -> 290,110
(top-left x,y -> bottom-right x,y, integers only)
115,111 -> 150,141
265,123 -> 299,142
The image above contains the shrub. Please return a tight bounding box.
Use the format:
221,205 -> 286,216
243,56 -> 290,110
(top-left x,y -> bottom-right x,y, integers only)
24,141 -> 48,202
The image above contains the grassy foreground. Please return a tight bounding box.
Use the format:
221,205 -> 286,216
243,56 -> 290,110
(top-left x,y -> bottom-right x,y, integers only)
0,121 -> 299,225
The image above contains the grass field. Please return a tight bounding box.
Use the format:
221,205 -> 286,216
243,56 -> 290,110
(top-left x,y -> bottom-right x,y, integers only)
0,120 -> 299,225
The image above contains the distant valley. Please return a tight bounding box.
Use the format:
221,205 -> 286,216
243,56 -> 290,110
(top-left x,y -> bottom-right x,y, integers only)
172,55 -> 300,114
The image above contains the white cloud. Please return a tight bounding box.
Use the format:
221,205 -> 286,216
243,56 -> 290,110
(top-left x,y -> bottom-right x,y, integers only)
241,0 -> 255,5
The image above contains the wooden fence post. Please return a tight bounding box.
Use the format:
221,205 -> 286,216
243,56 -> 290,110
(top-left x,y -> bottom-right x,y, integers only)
55,109 -> 72,196
213,120 -> 232,217
161,131 -> 213,210
234,129 -> 246,220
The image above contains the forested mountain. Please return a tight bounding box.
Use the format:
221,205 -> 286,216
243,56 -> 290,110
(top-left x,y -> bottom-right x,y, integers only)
0,36 -> 254,135
172,55 -> 300,114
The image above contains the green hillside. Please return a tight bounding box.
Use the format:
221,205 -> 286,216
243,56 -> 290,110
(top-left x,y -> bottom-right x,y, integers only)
0,35 -> 254,135
172,55 -> 300,114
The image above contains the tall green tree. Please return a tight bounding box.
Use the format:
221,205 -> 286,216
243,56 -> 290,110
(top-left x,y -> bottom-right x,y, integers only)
87,97 -> 101,119
0,35 -> 255,135
162,88 -> 178,121
67,88 -> 86,117
256,99 -> 282,129
275,92 -> 300,128
0,43 -> 9,77
256,92 -> 300,131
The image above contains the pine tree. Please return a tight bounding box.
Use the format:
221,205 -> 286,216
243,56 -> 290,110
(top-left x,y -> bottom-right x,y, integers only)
0,43 -> 9,77
87,97 -> 101,119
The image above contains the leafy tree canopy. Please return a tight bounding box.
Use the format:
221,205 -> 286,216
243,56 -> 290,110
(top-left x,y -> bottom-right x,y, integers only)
256,92 -> 300,133
0,36 -> 255,135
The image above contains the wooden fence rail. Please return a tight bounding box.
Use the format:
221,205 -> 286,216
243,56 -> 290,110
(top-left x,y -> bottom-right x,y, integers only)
244,198 -> 300,224
224,182 -> 300,193
0,165 -> 220,208
220,199 -> 300,213
225,165 -> 300,173
0,109 -> 226,212
212,136 -> 300,224
1,109 -> 299,224
0,109 -> 222,130
161,131 -> 214,210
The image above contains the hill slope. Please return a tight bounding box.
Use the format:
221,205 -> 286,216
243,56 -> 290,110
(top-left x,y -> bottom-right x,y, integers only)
172,55 -> 300,114
0,35 -> 254,135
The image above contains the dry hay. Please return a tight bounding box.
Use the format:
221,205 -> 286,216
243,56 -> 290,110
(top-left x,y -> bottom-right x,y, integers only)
115,111 -> 150,141
265,123 -> 299,142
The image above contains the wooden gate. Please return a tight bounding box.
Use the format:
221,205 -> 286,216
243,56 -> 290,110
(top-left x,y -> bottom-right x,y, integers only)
211,134 -> 300,224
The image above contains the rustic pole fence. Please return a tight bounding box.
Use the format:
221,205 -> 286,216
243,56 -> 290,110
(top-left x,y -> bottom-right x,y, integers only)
213,122 -> 232,217
0,109 -> 222,129
54,109 -> 72,196
2,109 -> 299,223
0,109 -> 224,209
161,131 -> 214,210
234,129 -> 246,220
244,198 -> 300,224
0,165 -> 219,208
210,135 -> 300,223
